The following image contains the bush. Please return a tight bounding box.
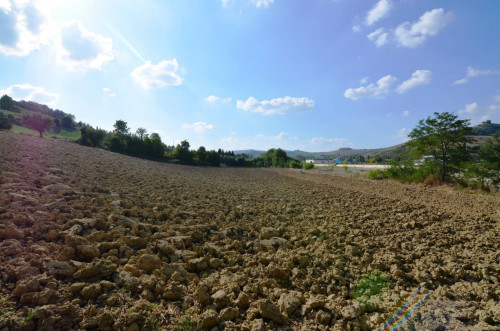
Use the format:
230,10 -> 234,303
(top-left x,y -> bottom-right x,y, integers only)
0,112 -> 12,130
289,160 -> 302,169
367,169 -> 386,180
302,162 -> 314,170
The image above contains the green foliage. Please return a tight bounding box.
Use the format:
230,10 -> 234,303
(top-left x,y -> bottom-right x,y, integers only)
173,140 -> 194,164
0,95 -> 15,111
0,112 -> 13,130
113,120 -> 129,134
407,112 -> 473,183
302,162 -> 314,170
22,113 -> 53,137
352,270 -> 389,300
80,126 -> 106,147
0,294 -> 15,322
367,169 -> 386,180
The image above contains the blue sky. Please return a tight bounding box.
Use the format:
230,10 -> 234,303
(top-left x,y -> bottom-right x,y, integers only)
1,0 -> 499,152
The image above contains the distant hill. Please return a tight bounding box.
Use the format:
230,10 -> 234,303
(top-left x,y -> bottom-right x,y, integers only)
471,120 -> 500,136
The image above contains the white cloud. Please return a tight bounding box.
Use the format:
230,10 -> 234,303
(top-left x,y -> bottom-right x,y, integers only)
236,96 -> 314,115
182,121 -> 215,133
221,0 -> 230,7
402,110 -> 410,116
352,25 -> 361,32
360,77 -> 369,84
251,0 -> 273,8
102,87 -> 116,97
394,8 -> 454,48
0,83 -> 59,106
0,0 -> 52,56
366,0 -> 393,26
206,95 -> 232,103
392,128 -> 409,142
206,95 -> 219,102
344,74 -> 397,100
458,101 -> 500,125
396,69 -> 432,94
367,28 -> 388,47
494,94 -> 500,103
131,59 -> 182,89
453,66 -> 500,85
57,20 -> 113,70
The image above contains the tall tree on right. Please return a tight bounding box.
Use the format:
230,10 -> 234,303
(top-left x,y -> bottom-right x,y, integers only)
478,131 -> 500,187
407,112 -> 473,183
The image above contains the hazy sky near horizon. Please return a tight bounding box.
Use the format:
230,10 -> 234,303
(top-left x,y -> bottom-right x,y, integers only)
1,0 -> 500,151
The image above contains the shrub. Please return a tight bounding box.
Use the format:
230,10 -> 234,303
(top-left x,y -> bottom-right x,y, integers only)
0,112 -> 12,130
302,162 -> 314,170
367,169 -> 386,180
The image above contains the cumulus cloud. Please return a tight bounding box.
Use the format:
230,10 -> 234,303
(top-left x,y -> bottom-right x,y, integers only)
396,70 -> 432,94
453,66 -> 500,85
458,101 -> 500,125
344,75 -> 397,100
206,95 -> 232,103
366,0 -> 393,26
0,83 -> 59,106
236,96 -> 314,115
182,121 -> 215,133
57,20 -> 113,70
131,59 -> 182,89
0,0 -> 52,56
394,8 -> 454,48
367,28 -> 388,47
402,110 -> 410,116
251,0 -> 274,8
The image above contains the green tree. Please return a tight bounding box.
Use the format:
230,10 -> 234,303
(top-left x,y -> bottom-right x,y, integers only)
61,115 -> 74,129
173,140 -> 194,164
22,113 -> 53,137
478,131 -> 500,187
113,120 -> 129,134
136,127 -> 147,140
0,95 -> 15,111
407,112 -> 473,183
80,126 -> 106,147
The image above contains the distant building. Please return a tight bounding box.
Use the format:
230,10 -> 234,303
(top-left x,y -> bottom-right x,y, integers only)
305,159 -> 314,163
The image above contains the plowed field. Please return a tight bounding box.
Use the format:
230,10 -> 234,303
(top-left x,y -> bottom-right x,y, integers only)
0,131 -> 498,330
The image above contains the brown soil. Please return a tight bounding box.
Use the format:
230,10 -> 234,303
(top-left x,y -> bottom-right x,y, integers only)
0,131 -> 498,330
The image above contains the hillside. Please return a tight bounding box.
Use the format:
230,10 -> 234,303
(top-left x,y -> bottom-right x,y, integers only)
0,95 -> 81,140
0,130 -> 498,330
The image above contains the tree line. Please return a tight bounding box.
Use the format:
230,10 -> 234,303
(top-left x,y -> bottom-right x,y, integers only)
80,119 -> 314,169
369,112 -> 500,190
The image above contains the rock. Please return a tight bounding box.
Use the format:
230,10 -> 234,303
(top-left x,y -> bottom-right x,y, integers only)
2,224 -> 24,239
137,254 -> 161,272
258,299 -> 286,324
261,227 -> 279,239
219,307 -> 239,321
13,276 -> 40,297
109,214 -> 137,228
156,240 -> 175,255
73,260 -> 117,279
45,260 -> 76,278
267,265 -> 290,280
341,305 -> 358,320
77,244 -> 101,259
236,292 -> 250,309
45,198 -> 67,210
162,284 -> 185,300
197,286 -> 211,305
251,318 -> 266,331
81,283 -> 102,299
278,292 -> 302,316
200,309 -> 219,329
260,237 -> 288,249
39,174 -> 63,185
211,289 -> 230,310
316,310 -> 333,325
186,257 -> 209,272
121,236 -> 147,249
